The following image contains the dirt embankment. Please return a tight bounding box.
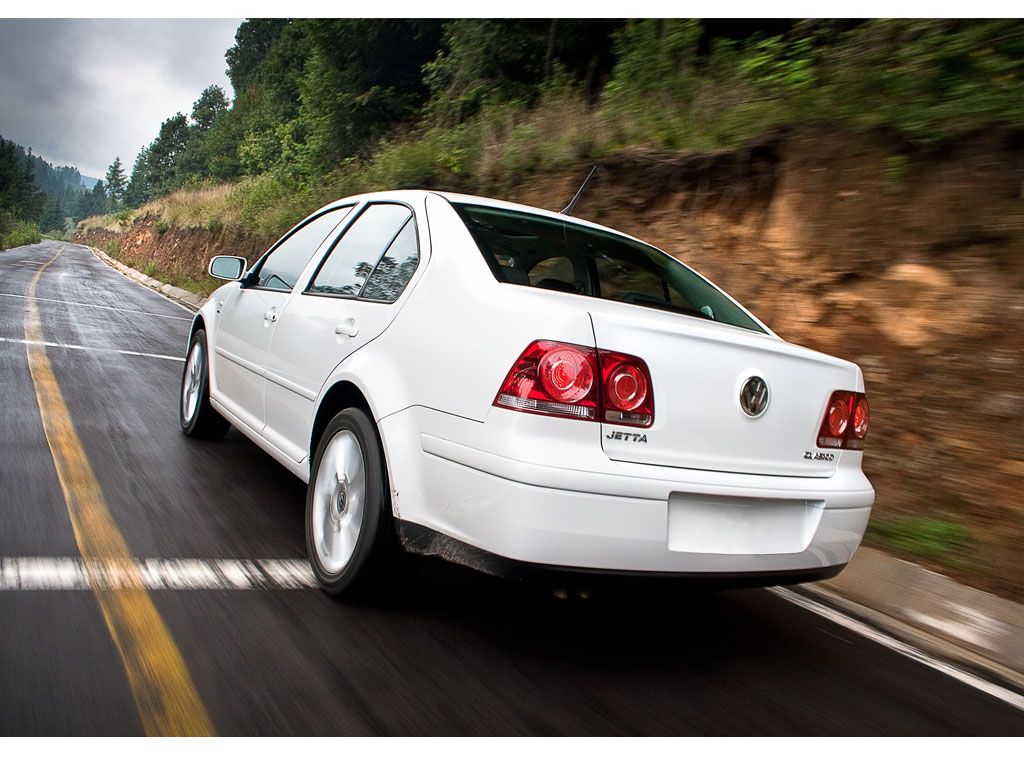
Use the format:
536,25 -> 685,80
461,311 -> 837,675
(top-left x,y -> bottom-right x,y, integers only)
524,126 -> 1024,599
75,215 -> 273,292
76,126 -> 1024,599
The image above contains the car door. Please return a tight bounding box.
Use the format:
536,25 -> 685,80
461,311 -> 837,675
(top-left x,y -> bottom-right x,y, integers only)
212,205 -> 354,434
263,202 -> 424,462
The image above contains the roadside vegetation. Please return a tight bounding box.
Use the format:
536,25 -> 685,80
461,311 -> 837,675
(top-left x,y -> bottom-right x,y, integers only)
0,210 -> 42,250
77,19 -> 1021,244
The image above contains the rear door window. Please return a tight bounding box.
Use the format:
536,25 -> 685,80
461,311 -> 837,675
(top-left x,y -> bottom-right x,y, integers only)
361,219 -> 420,301
308,203 -> 415,299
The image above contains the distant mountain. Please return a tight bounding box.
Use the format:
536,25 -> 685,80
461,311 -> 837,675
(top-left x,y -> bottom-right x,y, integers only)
80,175 -> 100,189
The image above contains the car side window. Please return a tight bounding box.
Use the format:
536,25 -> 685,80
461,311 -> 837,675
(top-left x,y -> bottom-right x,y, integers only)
360,219 -> 419,302
308,204 -> 413,298
253,206 -> 353,290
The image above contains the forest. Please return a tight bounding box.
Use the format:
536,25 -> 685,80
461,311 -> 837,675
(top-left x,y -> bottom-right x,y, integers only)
0,136 -> 96,249
101,18 -> 1024,240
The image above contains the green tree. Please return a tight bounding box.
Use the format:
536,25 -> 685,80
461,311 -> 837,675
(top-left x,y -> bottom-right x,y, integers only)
203,109 -> 245,181
234,21 -> 311,176
38,194 -> 64,233
105,157 -> 128,210
290,19 -> 444,176
146,113 -> 190,195
0,141 -> 44,220
423,20 -> 621,124
123,146 -> 153,208
191,85 -> 230,132
76,179 -> 107,219
175,86 -> 233,184
226,19 -> 291,95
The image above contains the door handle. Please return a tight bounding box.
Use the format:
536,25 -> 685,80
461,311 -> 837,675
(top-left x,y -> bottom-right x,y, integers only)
335,321 -> 358,338
264,309 -> 278,322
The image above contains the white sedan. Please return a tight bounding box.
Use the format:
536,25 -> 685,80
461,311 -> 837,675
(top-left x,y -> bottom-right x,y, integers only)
180,189 -> 874,595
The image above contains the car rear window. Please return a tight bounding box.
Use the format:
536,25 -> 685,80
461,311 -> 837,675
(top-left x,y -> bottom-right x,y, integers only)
452,203 -> 766,333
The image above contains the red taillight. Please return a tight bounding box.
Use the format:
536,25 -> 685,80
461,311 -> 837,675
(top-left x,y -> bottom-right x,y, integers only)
853,398 -> 869,440
826,398 -> 849,437
494,341 -> 599,421
817,391 -> 869,450
600,351 -> 654,427
495,341 -> 653,427
538,346 -> 594,403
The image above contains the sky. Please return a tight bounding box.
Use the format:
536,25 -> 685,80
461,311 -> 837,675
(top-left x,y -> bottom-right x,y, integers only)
0,18 -> 241,180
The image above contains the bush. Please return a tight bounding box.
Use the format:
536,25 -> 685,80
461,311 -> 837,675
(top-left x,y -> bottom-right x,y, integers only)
231,174 -> 288,235
875,515 -> 968,566
0,213 -> 42,251
106,239 -> 121,258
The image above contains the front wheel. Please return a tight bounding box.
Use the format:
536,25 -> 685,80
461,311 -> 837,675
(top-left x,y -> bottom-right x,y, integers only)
180,329 -> 230,439
306,408 -> 399,596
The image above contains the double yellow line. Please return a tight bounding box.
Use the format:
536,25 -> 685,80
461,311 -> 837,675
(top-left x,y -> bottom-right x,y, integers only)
24,248 -> 215,736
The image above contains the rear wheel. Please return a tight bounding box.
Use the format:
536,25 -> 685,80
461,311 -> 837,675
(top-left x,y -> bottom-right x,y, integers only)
180,329 -> 230,439
306,408 -> 399,596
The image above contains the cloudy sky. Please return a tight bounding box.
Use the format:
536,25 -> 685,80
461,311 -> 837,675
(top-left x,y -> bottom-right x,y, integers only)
0,18 -> 241,180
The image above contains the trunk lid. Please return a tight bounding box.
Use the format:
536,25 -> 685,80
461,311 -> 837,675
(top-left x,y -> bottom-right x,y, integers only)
591,307 -> 860,478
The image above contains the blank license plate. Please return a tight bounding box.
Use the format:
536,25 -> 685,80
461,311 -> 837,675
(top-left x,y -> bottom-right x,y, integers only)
667,493 -> 824,555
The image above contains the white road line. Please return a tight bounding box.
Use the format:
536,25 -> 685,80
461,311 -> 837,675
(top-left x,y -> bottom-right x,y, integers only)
0,291 -> 192,322
0,336 -> 185,362
0,557 -> 317,590
773,587 -> 1024,714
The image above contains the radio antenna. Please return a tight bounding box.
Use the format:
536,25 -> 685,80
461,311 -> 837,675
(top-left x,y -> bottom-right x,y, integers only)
559,165 -> 599,216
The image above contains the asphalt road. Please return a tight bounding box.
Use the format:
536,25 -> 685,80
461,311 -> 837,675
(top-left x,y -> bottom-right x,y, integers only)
1,240 -> 1023,736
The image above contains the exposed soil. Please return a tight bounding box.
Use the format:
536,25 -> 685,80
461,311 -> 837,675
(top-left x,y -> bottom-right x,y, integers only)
76,215 -> 274,293
75,124 -> 1024,600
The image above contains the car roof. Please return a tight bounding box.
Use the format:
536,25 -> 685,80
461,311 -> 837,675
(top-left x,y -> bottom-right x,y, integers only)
307,188 -> 632,242
297,188 -> 773,338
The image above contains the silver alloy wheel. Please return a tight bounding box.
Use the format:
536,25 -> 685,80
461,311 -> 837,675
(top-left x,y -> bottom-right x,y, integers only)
182,341 -> 203,423
310,430 -> 366,576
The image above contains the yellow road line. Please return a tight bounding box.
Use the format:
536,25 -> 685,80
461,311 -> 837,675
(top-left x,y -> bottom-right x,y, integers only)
24,247 -> 215,737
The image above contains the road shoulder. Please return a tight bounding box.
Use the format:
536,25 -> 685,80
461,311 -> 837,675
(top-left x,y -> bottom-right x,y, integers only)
83,245 -> 207,313
802,547 -> 1024,693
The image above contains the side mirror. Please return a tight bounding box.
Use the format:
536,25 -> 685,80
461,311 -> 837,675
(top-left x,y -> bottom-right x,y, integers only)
208,255 -> 247,282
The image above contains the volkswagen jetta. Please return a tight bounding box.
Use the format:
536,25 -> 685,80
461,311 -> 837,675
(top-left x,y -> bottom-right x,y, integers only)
179,189 -> 874,595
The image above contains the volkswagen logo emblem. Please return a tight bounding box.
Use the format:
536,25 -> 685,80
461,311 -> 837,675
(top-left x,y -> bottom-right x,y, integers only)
740,376 -> 770,417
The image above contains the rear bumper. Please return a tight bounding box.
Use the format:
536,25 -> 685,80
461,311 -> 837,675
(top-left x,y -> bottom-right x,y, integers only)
399,520 -> 848,588
380,407 -> 874,579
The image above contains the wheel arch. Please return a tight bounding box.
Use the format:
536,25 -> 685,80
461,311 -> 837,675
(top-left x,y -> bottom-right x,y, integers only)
188,313 -> 206,344
310,380 -> 375,471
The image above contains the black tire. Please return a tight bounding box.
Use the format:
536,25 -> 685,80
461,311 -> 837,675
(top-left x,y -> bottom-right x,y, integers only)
179,329 -> 230,439
306,408 -> 401,597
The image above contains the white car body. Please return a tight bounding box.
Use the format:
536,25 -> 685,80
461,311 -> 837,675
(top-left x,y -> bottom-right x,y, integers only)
186,189 -> 874,588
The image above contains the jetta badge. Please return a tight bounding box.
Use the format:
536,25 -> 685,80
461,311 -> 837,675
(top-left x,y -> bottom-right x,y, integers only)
740,376 -> 769,417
